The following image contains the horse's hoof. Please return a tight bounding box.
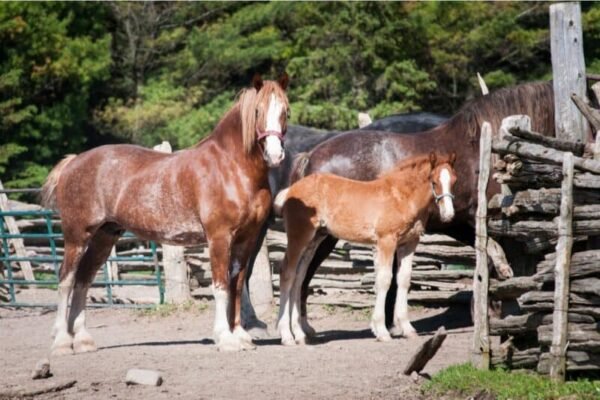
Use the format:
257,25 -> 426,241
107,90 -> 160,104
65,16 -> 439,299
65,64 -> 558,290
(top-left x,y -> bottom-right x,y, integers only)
247,325 -> 271,339
300,317 -> 317,337
281,337 -> 297,346
217,339 -> 244,352
389,325 -> 403,337
404,330 -> 419,339
233,326 -> 254,345
74,339 -> 98,354
51,344 -> 74,357
376,333 -> 392,342
295,336 -> 307,346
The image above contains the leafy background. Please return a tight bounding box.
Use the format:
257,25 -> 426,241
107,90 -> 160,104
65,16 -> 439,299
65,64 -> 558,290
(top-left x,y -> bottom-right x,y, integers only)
1,2 -> 600,190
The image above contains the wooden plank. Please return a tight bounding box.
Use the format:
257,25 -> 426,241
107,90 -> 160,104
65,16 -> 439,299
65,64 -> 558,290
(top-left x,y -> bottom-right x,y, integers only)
153,141 -> 191,304
0,179 -> 35,281
403,326 -> 447,375
549,152 -> 575,381
509,127 -> 586,155
551,2 -> 588,143
472,121 -> 492,370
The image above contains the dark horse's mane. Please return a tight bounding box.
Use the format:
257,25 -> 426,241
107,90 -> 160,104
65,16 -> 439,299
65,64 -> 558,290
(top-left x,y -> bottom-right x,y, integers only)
443,81 -> 554,142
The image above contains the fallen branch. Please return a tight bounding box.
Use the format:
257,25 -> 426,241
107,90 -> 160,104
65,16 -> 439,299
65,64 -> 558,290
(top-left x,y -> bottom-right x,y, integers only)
403,326 -> 447,375
0,380 -> 77,398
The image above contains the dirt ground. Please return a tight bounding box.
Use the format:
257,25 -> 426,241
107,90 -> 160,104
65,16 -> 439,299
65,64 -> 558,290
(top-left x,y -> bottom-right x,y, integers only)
0,290 -> 474,400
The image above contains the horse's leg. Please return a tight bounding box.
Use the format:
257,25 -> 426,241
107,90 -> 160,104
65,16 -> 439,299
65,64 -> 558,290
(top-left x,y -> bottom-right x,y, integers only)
241,220 -> 270,336
208,234 -> 245,352
277,226 -> 316,346
299,235 -> 338,337
390,239 -> 419,339
51,242 -> 87,356
290,233 -> 327,345
69,227 -> 120,353
370,236 -> 396,342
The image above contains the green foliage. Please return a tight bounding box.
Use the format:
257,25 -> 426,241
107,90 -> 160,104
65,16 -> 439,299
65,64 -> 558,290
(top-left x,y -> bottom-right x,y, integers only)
2,2 -> 600,188
424,363 -> 600,400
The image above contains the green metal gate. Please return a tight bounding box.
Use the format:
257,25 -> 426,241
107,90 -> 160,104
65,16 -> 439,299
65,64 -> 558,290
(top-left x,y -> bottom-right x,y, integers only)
0,208 -> 164,308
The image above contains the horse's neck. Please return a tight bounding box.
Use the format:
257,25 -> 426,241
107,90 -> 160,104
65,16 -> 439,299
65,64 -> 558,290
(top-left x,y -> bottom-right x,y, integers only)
201,107 -> 266,174
385,163 -> 432,205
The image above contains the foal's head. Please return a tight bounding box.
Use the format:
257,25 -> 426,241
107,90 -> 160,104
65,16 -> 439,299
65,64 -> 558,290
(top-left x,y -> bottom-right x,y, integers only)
429,152 -> 457,223
240,73 -> 290,167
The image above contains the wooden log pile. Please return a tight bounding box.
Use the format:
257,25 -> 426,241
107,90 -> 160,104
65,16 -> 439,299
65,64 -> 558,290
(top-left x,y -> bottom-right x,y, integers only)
487,121 -> 600,374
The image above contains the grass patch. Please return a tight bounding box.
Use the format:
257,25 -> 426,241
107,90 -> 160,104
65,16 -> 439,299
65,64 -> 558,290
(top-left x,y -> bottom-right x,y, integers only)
33,271 -> 58,289
136,300 -> 208,318
423,363 -> 600,400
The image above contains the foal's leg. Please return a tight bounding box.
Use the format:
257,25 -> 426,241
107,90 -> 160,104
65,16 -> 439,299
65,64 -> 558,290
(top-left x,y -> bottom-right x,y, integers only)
69,228 -> 119,353
51,242 -> 87,356
390,239 -> 419,339
370,236 -> 397,342
290,234 -> 327,345
277,227 -> 317,346
299,235 -> 338,337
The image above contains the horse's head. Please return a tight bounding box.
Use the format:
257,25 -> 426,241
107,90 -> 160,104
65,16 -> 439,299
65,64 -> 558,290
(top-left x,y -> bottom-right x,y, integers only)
429,152 -> 457,223
242,73 -> 290,168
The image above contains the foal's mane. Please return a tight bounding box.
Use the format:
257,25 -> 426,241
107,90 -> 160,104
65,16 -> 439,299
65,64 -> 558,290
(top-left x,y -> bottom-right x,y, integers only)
441,81 -> 554,141
237,81 -> 289,153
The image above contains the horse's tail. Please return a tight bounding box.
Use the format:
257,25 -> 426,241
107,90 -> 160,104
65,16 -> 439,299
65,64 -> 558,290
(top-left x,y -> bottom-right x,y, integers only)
273,188 -> 290,216
41,154 -> 77,211
289,152 -> 311,184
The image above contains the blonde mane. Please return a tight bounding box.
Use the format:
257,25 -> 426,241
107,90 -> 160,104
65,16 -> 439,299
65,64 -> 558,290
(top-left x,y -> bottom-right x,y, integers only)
237,81 -> 289,154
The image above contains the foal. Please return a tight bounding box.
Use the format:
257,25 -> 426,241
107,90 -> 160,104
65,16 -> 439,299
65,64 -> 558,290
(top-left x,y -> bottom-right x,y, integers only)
275,153 -> 457,345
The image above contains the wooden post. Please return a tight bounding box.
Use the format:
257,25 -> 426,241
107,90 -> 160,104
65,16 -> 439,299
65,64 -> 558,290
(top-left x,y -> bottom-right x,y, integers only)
0,179 -> 35,281
472,121 -> 492,369
550,2 -> 588,142
248,240 -> 274,318
153,141 -> 191,304
549,152 -> 574,381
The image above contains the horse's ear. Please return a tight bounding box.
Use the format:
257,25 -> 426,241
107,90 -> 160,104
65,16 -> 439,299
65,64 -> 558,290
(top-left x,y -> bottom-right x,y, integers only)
278,72 -> 289,91
252,73 -> 263,91
429,152 -> 437,168
449,152 -> 457,166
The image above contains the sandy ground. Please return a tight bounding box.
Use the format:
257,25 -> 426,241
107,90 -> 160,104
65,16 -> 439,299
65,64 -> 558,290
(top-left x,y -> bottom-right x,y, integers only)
0,290 -> 473,400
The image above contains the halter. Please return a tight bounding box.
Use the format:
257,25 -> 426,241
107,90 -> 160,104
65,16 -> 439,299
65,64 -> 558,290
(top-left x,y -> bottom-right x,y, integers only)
431,182 -> 454,203
256,128 -> 286,142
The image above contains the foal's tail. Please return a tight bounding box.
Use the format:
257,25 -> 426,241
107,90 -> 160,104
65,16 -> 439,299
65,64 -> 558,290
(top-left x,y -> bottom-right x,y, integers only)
273,188 -> 290,216
41,154 -> 77,211
289,152 -> 310,184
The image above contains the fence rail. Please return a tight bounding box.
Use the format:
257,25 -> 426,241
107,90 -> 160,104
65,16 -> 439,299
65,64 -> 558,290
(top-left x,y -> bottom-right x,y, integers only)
0,206 -> 164,308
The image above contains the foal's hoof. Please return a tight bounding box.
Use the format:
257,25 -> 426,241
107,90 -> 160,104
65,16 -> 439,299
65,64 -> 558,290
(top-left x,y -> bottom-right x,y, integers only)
404,330 -> 419,340
295,336 -> 308,346
51,344 -> 74,357
389,325 -> 403,337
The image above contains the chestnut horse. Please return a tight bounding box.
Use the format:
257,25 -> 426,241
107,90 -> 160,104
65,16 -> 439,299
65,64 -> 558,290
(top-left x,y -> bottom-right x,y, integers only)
41,74 -> 290,353
290,81 -> 556,338
275,153 -> 457,345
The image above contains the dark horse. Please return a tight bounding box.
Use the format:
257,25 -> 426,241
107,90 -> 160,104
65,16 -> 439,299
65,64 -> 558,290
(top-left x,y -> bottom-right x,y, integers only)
289,81 -> 556,338
42,75 -> 290,353
243,113 -> 447,331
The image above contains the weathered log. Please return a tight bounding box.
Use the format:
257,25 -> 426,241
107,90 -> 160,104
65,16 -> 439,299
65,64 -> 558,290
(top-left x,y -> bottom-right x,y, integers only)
490,313 -> 544,335
489,276 -> 542,300
509,127 -> 586,155
493,170 -> 600,190
489,188 -> 600,213
538,351 -> 600,373
571,93 -> 600,132
535,250 -> 600,281
538,323 -> 600,345
520,304 -> 600,319
492,347 -> 541,369
570,278 -> 600,295
541,313 -> 596,325
519,291 -> 600,308
403,326 -> 447,375
492,136 -> 600,174
488,218 -> 600,239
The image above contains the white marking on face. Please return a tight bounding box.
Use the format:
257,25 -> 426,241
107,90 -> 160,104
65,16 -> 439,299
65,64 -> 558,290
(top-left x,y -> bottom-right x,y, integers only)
263,94 -> 285,167
439,168 -> 455,222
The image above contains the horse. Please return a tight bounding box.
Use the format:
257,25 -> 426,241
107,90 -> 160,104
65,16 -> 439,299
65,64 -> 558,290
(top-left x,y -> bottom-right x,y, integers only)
275,153 -> 457,345
289,81 -> 556,339
242,113 -> 448,332
41,74 -> 290,353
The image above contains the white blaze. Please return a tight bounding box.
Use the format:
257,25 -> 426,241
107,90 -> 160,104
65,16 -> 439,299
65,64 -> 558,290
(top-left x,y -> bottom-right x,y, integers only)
439,168 -> 454,222
263,93 -> 285,167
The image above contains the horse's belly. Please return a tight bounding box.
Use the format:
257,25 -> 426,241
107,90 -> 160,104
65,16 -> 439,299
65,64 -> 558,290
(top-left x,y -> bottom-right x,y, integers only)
129,224 -> 207,246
